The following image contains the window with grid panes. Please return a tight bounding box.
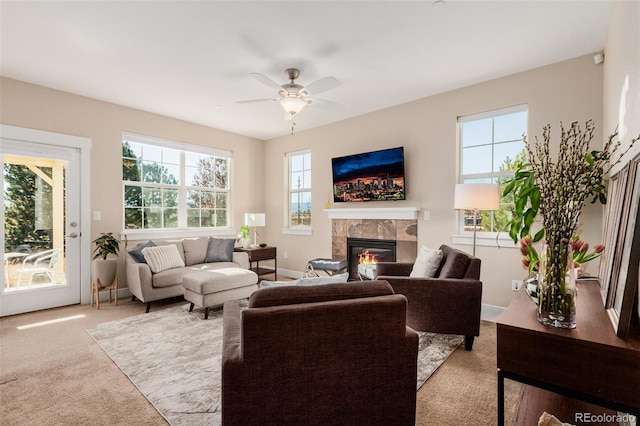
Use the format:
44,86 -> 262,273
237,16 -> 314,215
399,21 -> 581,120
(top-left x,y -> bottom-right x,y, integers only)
122,133 -> 231,230
458,105 -> 528,234
287,150 -> 311,227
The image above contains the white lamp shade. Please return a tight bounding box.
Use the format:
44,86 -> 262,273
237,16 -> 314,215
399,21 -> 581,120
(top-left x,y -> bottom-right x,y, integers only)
244,213 -> 266,227
454,183 -> 500,211
280,98 -> 306,114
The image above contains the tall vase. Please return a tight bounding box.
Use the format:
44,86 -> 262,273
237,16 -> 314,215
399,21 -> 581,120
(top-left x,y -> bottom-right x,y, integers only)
537,242 -> 577,328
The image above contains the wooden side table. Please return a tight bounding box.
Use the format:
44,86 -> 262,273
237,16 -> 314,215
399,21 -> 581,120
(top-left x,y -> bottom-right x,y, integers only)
235,246 -> 277,280
495,279 -> 640,426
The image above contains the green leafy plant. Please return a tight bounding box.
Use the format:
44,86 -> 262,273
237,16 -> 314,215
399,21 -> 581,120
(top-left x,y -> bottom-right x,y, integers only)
92,233 -> 120,260
237,225 -> 250,242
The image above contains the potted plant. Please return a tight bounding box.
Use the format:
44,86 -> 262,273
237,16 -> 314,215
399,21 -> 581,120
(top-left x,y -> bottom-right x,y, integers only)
92,232 -> 120,288
503,120 -> 637,328
237,225 -> 251,249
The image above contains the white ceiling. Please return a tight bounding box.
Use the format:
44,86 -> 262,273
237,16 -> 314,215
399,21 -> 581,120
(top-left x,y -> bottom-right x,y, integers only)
1,1 -> 612,140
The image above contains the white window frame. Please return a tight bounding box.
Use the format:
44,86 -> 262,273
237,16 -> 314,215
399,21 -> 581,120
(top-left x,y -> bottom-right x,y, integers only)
453,105 -> 528,249
121,132 -> 233,240
282,148 -> 312,236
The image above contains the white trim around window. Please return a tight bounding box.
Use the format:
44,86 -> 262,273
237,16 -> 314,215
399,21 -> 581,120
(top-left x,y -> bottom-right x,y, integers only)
122,132 -> 232,158
451,232 -> 518,249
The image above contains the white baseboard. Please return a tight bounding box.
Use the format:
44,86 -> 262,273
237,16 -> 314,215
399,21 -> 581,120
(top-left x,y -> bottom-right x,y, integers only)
481,304 -> 505,322
259,266 -> 303,280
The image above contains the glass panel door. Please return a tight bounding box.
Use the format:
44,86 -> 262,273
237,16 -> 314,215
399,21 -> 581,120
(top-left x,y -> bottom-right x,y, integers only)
1,140 -> 81,316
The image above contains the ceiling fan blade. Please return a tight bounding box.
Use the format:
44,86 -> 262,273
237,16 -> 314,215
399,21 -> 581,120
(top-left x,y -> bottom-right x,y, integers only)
250,73 -> 283,90
235,98 -> 278,104
306,98 -> 345,112
303,76 -> 339,95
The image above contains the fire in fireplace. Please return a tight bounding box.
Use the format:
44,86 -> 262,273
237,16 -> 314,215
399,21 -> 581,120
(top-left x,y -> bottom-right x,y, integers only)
347,238 -> 396,280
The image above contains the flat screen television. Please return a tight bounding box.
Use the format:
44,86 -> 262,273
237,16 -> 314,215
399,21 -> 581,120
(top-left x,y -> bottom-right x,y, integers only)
332,146 -> 406,202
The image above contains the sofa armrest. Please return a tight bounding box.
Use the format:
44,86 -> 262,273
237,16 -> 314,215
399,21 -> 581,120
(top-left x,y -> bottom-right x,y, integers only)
232,251 -> 249,270
222,300 -> 242,363
376,262 -> 414,277
125,253 -> 153,302
221,300 -> 244,425
378,275 -> 482,336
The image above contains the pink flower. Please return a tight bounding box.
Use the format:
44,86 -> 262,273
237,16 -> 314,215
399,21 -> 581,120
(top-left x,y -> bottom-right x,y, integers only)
594,244 -> 605,254
570,238 -> 584,252
579,242 -> 589,253
521,258 -> 530,268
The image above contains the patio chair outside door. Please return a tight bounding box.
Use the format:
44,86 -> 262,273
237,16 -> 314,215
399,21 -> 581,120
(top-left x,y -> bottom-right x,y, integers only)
16,248 -> 64,286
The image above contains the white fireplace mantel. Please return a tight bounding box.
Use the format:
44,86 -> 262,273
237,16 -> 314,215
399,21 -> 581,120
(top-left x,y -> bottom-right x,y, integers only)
324,207 -> 420,220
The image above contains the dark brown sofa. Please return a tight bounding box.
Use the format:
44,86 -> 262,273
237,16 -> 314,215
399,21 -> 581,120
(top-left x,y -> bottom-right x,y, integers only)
377,244 -> 482,351
221,281 -> 419,425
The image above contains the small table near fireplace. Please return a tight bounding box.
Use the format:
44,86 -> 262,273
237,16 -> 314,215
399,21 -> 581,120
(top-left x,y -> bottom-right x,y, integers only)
308,258 -> 347,276
234,246 -> 277,280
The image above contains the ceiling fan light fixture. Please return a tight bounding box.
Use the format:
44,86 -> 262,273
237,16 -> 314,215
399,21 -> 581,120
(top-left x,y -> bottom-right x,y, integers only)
280,97 -> 306,114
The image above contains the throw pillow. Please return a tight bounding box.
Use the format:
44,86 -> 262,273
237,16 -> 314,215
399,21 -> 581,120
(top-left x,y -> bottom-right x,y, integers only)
438,250 -> 469,279
205,238 -> 235,263
260,272 -> 349,288
141,244 -> 185,273
182,236 -> 210,266
128,240 -> 156,263
410,246 -> 443,278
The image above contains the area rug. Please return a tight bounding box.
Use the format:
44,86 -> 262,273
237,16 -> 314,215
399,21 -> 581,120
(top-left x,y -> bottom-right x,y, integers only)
86,303 -> 462,426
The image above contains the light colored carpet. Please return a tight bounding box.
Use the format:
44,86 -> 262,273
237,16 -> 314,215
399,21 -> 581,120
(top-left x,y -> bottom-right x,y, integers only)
86,303 -> 463,426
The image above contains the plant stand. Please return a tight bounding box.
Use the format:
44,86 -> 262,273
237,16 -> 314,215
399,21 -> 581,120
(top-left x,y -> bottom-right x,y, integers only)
91,276 -> 118,310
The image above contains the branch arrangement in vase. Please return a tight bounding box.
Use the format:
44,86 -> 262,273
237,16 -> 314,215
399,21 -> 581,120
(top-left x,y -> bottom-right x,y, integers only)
504,120 -> 639,244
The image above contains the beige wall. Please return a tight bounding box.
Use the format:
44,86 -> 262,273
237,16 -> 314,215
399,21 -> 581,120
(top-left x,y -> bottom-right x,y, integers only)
1,77 -> 264,291
1,51 -> 614,309
264,54 -> 604,308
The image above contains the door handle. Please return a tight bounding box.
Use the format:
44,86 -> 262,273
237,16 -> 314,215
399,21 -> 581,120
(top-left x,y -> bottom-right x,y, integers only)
67,232 -> 79,238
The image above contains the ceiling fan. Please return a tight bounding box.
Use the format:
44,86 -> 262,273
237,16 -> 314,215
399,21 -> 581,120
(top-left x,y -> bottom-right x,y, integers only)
236,68 -> 342,134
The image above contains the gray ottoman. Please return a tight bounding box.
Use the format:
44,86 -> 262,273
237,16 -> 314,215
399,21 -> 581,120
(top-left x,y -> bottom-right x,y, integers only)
183,268 -> 258,319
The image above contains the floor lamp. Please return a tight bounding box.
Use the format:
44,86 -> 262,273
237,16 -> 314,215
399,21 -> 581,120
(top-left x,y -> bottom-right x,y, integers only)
244,213 -> 266,247
454,183 -> 500,256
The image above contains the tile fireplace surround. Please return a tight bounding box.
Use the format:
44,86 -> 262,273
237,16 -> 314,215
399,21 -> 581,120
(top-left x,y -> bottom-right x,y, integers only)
331,218 -> 418,264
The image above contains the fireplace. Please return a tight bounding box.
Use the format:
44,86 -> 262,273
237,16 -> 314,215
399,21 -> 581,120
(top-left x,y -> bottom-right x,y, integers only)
347,238 -> 396,280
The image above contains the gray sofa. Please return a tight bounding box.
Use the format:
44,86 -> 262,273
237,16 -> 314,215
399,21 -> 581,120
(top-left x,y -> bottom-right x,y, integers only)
126,236 -> 251,313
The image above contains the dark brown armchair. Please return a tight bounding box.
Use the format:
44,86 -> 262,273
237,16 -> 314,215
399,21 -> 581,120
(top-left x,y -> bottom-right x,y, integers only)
221,281 -> 419,425
377,245 -> 482,351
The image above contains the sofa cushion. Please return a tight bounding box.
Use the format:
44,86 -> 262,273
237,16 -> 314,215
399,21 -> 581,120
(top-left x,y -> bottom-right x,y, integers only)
260,272 -> 349,288
153,239 -> 186,264
249,280 -> 395,308
438,250 -> 469,279
183,268 -> 258,294
182,236 -> 210,266
409,246 -> 442,278
142,244 -> 186,273
129,240 -> 156,263
205,238 -> 235,263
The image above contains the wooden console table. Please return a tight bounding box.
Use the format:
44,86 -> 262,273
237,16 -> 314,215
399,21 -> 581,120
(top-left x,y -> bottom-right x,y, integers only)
495,279 -> 640,426
234,246 -> 277,280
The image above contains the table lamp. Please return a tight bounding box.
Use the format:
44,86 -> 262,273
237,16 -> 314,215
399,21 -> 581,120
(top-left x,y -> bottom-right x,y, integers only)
244,213 -> 266,247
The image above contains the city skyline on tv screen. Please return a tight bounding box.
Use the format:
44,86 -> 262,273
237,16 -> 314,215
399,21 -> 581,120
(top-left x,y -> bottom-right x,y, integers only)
332,147 -> 405,202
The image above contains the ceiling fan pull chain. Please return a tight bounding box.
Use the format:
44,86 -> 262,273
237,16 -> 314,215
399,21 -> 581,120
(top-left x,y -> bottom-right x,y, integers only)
290,114 -> 296,135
